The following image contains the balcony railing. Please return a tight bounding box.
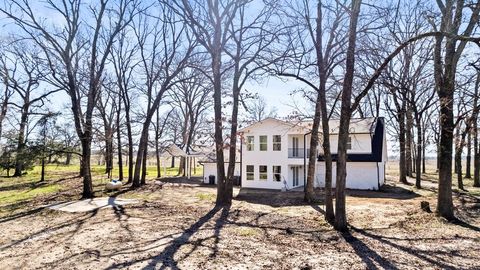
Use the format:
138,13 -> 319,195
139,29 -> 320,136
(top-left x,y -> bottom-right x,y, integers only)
288,148 -> 309,158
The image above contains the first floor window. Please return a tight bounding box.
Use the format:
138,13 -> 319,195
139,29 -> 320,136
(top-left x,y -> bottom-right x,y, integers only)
273,166 -> 281,182
346,136 -> 352,150
273,135 -> 281,151
247,136 -> 254,151
246,165 -> 254,180
259,165 -> 267,180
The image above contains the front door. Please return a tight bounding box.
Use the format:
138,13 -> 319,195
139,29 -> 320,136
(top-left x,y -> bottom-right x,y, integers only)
292,166 -> 299,187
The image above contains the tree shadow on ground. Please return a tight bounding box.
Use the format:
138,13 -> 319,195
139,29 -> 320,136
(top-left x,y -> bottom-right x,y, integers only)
104,205 -> 230,270
0,209 -> 99,252
156,176 -> 204,186
349,226 -> 469,269
341,230 -> 399,270
234,188 -> 324,207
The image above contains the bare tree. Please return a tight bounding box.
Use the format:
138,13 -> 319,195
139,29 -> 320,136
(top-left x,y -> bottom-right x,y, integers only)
173,0 -> 280,205
0,47 -> 14,140
95,78 -> 118,179
111,28 -> 139,183
1,0 -> 140,198
277,0 -> 348,221
243,95 -> 277,123
334,0 -> 362,232
168,69 -> 212,176
131,5 -> 195,188
0,41 -> 61,176
431,0 -> 480,219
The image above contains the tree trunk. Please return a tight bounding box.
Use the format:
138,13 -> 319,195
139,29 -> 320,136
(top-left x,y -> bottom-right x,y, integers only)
141,141 -> 148,185
422,124 -> 426,174
454,126 -> 460,174
415,120 -> 422,188
397,109 -> 408,183
305,95 -> 320,203
104,129 -> 114,179
65,153 -> 72,165
319,84 -> 334,222
474,73 -> 480,187
178,157 -> 185,176
405,108 -> 413,177
14,108 -> 28,177
81,137 -> 94,198
212,28 -> 228,206
466,130 -> 472,178
40,157 -> 45,182
117,127 -> 123,181
334,0 -> 361,232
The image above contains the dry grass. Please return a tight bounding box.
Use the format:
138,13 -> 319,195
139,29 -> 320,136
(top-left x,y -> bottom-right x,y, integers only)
0,163 -> 479,269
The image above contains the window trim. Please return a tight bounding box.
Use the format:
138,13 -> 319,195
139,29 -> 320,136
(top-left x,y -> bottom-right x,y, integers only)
259,135 -> 267,151
273,166 -> 281,182
272,135 -> 281,151
246,165 -> 254,180
259,165 -> 268,180
246,136 -> 254,151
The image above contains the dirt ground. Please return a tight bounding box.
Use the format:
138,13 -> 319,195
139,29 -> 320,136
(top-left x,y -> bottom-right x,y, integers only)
0,170 -> 479,269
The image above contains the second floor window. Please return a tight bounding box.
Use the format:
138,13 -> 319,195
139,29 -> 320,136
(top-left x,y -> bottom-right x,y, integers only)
247,136 -> 254,151
259,135 -> 267,151
273,135 -> 281,151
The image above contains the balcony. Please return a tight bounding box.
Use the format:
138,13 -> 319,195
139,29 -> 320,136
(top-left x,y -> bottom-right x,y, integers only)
288,148 -> 310,158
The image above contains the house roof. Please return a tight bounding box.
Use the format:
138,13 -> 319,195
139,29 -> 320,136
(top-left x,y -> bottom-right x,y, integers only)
238,117 -> 378,135
238,117 -> 295,133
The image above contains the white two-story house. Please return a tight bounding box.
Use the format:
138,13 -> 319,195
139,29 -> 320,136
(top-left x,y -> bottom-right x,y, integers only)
239,118 -> 387,190
201,117 -> 387,190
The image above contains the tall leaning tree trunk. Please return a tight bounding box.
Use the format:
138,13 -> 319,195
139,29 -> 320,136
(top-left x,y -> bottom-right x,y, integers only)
306,94 -> 321,203
334,0 -> 361,232
133,125 -> 149,188
405,107 -> 414,177
319,81 -> 334,222
315,1 -> 334,223
212,27 -> 227,206
415,118 -> 422,188
305,0 -> 322,205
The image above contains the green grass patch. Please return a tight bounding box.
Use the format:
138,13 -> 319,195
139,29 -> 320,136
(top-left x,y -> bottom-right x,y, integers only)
0,183 -> 61,206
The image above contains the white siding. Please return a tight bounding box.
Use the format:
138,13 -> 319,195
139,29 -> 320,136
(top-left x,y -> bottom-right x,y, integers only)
315,162 -> 384,190
202,163 -> 240,184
